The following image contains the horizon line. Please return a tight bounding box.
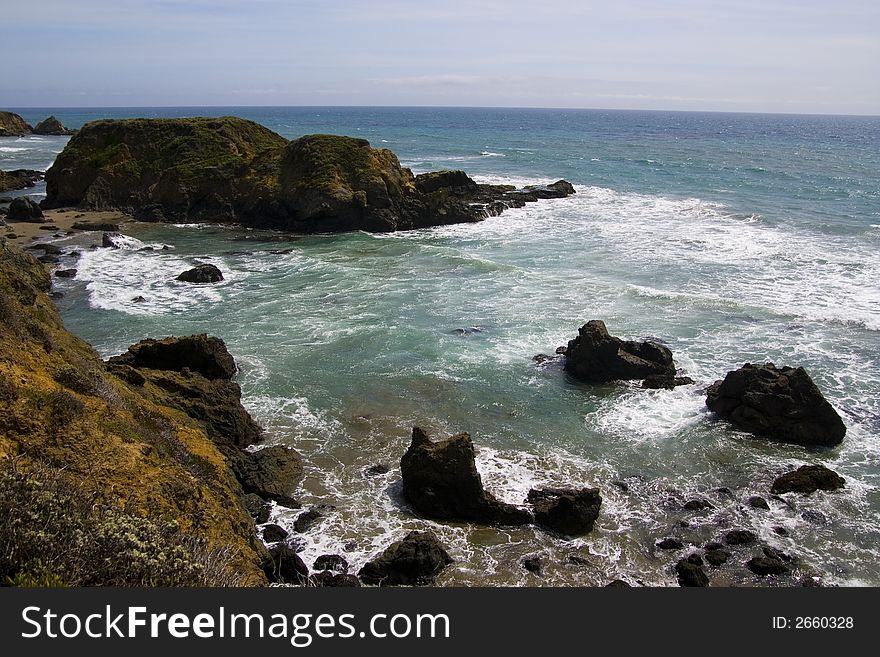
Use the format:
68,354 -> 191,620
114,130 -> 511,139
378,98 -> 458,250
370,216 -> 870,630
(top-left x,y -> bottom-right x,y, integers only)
4,104 -> 879,119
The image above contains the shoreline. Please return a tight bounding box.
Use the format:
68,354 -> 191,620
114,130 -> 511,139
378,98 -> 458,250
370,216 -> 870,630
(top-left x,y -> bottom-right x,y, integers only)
3,208 -> 134,246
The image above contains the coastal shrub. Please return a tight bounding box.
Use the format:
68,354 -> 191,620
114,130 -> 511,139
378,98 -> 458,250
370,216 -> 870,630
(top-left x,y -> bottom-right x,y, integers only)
54,363 -> 102,395
0,459 -> 244,586
46,389 -> 85,433
0,373 -> 17,402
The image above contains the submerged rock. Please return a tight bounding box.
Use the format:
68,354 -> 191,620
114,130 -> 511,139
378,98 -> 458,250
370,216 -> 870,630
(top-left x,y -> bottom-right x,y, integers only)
54,268 -> 77,278
706,363 -> 846,447
563,320 -> 676,383
358,530 -> 452,586
527,486 -> 602,536
401,427 -> 532,525
7,197 -> 45,223
771,464 -> 845,495
177,263 -> 224,283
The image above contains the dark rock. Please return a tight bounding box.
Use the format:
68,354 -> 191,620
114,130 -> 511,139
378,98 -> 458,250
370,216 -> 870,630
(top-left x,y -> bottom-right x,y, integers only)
33,116 -> 76,136
7,197 -> 45,223
724,529 -> 757,546
313,572 -> 361,587
801,510 -> 828,525
522,556 -> 543,574
38,254 -> 59,264
642,374 -> 695,389
233,446 -> 304,502
364,463 -> 390,476
401,427 -> 532,525
605,579 -> 631,588
176,263 -> 223,283
71,221 -> 120,231
527,486 -> 602,536
414,170 -> 478,195
655,537 -> 685,550
763,546 -> 793,563
704,542 -> 724,551
771,464 -> 845,495
748,496 -> 770,510
716,487 -> 734,498
555,345 -> 568,355
683,498 -> 714,511
0,111 -> 32,137
262,523 -> 289,543
49,291 -> 64,299
358,530 -> 453,586
563,320 -> 676,383
242,493 -> 270,524
706,363 -> 846,447
131,295 -> 146,303
293,508 -> 323,533
0,169 -> 43,193
676,554 -> 709,587
108,334 -> 237,379
705,549 -> 730,567
747,556 -> 789,577
314,554 -> 348,573
567,554 -> 591,566
264,544 -> 309,584
101,232 -> 125,248
54,268 -> 77,278
772,526 -> 789,536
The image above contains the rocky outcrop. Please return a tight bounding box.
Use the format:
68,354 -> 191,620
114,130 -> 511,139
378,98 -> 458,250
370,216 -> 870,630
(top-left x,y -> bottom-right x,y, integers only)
177,263 -> 223,283
232,445 -> 304,505
563,320 -> 677,383
771,465 -> 845,495
358,530 -> 453,586
0,170 -> 43,193
109,334 -> 237,379
706,363 -> 846,447
401,427 -> 532,525
0,111 -> 32,137
527,487 -> 602,536
32,116 -> 75,136
6,197 -> 45,223
42,118 -> 575,232
0,241 -> 267,584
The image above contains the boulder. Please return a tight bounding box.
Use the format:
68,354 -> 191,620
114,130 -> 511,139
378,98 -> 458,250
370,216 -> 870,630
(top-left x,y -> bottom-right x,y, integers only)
771,464 -> 845,495
724,529 -> 757,546
655,537 -> 685,550
264,544 -> 309,584
527,486 -> 602,536
102,232 -> 124,248
400,427 -> 532,525
747,556 -> 789,577
563,320 -> 676,383
748,496 -> 770,510
313,572 -> 361,587
704,548 -> 730,566
262,523 -> 289,543
313,554 -> 348,573
54,268 -> 77,278
522,556 -> 543,574
0,111 -> 32,137
0,169 -> 43,193
7,197 -> 45,223
293,508 -> 323,532
32,116 -> 75,136
358,530 -> 453,586
706,363 -> 846,447
675,554 -> 709,587
108,334 -> 236,379
233,446 -> 304,503
176,263 -> 223,283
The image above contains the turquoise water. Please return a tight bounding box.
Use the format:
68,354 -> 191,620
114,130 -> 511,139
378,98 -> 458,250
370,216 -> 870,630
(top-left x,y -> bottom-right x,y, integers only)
4,107 -> 880,585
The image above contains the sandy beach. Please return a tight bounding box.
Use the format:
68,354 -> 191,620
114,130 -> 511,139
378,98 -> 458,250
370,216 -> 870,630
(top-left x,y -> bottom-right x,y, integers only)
3,208 -> 133,247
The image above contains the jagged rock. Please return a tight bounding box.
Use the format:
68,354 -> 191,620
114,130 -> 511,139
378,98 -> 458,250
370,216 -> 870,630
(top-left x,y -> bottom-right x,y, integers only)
55,268 -> 77,278
656,537 -> 685,550
242,493 -> 270,524
706,363 -> 846,447
262,523 -> 288,543
747,556 -> 790,577
264,544 -> 309,584
71,221 -> 120,231
704,548 -> 730,566
108,334 -> 236,379
358,530 -> 452,586
400,427 -> 532,525
32,116 -> 75,136
293,508 -> 323,532
176,263 -> 223,283
724,529 -> 757,546
527,486 -> 602,536
771,465 -> 845,495
233,446 -> 304,503
314,554 -> 348,573
563,320 -> 676,383
0,111 -> 32,137
683,498 -> 713,511
102,232 -> 125,248
0,169 -> 43,193
748,496 -> 770,510
642,374 -> 695,389
42,118 -> 575,233
7,197 -> 45,223
676,554 -> 709,587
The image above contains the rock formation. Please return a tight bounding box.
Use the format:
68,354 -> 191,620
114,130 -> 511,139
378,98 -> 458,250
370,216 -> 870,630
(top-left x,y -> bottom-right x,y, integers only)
0,111 -> 32,137
706,363 -> 846,447
400,427 -> 532,525
6,197 -> 45,223
358,530 -> 453,586
42,117 -> 575,232
563,320 -> 678,383
771,464 -> 845,495
32,116 -> 75,136
0,170 -> 43,193
527,487 -> 602,536
177,263 -> 224,283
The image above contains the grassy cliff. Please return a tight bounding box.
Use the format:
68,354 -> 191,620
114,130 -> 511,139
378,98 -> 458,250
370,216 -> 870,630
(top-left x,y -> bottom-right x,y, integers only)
0,240 -> 267,586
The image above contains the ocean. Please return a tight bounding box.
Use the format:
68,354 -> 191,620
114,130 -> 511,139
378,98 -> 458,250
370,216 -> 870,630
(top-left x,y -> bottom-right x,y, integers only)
3,106 -> 879,586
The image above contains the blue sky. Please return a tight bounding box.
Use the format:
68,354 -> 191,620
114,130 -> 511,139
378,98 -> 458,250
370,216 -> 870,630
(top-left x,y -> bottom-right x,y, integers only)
2,0 -> 878,114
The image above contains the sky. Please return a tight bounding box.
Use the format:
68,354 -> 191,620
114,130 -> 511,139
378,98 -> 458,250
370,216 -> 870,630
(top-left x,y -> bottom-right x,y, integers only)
1,0 -> 878,114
